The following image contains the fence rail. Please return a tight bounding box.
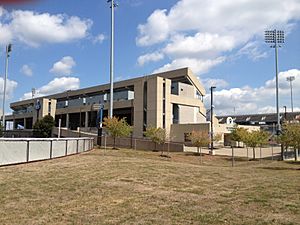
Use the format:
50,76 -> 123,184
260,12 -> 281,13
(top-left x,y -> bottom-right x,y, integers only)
0,137 -> 94,166
98,136 -> 184,152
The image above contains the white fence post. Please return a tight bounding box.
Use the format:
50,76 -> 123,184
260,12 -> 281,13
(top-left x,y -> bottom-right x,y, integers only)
26,141 -> 30,162
65,140 -> 68,156
50,140 -> 53,159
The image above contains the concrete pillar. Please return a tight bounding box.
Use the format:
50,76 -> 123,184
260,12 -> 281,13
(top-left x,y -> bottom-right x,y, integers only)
85,111 -> 89,128
165,79 -> 172,139
24,118 -> 27,130
66,113 -> 69,129
133,80 -> 144,138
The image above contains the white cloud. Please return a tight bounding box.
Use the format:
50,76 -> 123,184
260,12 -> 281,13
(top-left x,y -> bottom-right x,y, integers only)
0,77 -> 18,101
236,41 -> 267,61
21,77 -> 80,100
205,69 -> 300,115
202,78 -> 229,89
136,9 -> 169,46
93,33 -> 106,44
20,64 -> 33,76
0,7 -> 92,47
164,33 -> 235,59
137,0 -> 300,46
137,0 -> 300,74
50,56 -> 76,76
137,52 -> 164,66
154,57 -> 225,74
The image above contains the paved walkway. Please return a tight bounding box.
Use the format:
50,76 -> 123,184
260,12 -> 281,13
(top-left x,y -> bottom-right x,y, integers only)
184,146 -> 283,159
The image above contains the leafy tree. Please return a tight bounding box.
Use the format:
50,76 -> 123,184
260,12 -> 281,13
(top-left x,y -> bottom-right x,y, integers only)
103,116 -> 132,149
243,130 -> 269,160
0,122 -> 3,137
230,126 -> 248,147
278,123 -> 300,160
33,115 -> 55,138
189,131 -> 210,158
144,126 -> 167,155
213,133 -> 223,145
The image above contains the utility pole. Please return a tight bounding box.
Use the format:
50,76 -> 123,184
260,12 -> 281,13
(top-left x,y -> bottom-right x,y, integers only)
265,30 -> 284,135
1,44 -> 12,130
108,0 -> 118,118
286,76 -> 295,112
210,86 -> 216,155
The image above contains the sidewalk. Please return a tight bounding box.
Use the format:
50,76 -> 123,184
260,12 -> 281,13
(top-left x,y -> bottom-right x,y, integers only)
184,146 -> 282,159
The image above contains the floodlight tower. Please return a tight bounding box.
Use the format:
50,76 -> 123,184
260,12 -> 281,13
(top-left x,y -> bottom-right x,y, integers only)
265,30 -> 284,135
107,0 -> 118,118
286,76 -> 295,112
1,44 -> 12,129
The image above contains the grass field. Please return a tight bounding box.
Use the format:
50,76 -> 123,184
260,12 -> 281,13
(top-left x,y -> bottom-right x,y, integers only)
0,148 -> 299,225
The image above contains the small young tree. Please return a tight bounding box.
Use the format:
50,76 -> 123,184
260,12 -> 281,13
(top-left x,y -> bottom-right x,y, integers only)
189,131 -> 210,158
230,126 -> 248,147
243,130 -> 269,160
278,123 -> 300,160
33,115 -> 55,138
144,126 -> 167,155
103,116 -> 132,149
0,122 -> 3,137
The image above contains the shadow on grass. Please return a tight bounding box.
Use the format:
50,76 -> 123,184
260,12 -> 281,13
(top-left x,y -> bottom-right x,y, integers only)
184,152 -> 207,157
285,161 -> 300,165
160,154 -> 171,158
259,167 -> 300,171
223,157 -> 250,162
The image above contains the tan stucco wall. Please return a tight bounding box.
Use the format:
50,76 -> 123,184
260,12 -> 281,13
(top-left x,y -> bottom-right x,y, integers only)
170,123 -> 210,142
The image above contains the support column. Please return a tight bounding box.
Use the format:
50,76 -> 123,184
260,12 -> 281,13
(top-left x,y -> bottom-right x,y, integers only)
133,80 -> 144,138
66,113 -> 69,129
24,118 -> 27,130
85,111 -> 89,128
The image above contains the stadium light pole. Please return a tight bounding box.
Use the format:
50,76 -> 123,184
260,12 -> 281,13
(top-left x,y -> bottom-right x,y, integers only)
210,86 -> 216,155
286,76 -> 295,112
107,0 -> 118,118
1,44 -> 12,130
265,30 -> 284,135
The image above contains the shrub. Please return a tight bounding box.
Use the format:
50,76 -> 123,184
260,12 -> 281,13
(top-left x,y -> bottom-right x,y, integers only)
33,115 -> 55,138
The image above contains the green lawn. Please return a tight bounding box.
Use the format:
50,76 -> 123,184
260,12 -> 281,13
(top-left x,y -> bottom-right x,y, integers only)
0,148 -> 299,225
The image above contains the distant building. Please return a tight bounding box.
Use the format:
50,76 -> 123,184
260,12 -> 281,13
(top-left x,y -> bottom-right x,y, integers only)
217,112 -> 300,133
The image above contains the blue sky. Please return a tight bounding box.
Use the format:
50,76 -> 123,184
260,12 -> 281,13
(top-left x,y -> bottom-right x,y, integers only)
0,0 -> 300,115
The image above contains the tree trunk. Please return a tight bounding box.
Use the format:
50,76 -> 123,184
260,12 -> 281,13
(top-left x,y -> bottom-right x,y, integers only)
113,137 -> 116,149
246,147 -> 249,161
200,147 -> 202,164
253,147 -> 256,160
280,144 -> 284,161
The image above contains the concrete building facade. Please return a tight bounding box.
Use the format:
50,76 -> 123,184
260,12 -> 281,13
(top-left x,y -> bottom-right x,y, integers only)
4,68 -> 207,141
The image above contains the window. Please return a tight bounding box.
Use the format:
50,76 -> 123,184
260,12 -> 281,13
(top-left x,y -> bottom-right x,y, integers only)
184,133 -> 191,142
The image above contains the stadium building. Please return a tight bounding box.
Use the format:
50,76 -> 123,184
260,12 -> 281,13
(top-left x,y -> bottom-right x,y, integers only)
4,68 -> 211,142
